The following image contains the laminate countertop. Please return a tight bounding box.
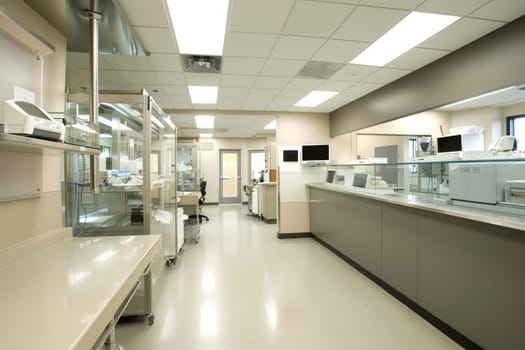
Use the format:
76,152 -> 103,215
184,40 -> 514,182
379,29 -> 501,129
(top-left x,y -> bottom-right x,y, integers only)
307,183 -> 525,232
0,234 -> 161,350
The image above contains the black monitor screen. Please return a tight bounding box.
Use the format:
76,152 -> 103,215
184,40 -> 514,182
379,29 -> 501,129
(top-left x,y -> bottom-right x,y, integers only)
283,150 -> 299,162
302,144 -> 329,162
437,135 -> 462,153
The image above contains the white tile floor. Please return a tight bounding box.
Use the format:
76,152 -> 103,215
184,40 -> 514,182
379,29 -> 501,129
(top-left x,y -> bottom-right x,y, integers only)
116,204 -> 463,350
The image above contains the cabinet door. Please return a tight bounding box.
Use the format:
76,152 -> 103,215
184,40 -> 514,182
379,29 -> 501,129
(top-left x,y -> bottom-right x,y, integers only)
309,188 -> 338,246
381,204 -> 417,300
339,194 -> 381,275
418,211 -> 525,350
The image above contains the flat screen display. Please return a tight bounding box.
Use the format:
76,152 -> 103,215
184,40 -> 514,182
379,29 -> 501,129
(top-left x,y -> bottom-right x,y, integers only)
302,144 -> 329,162
283,149 -> 299,162
437,134 -> 462,153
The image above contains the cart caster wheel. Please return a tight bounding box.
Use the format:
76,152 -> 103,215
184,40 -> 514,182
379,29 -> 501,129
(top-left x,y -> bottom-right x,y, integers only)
147,314 -> 155,326
165,257 -> 176,267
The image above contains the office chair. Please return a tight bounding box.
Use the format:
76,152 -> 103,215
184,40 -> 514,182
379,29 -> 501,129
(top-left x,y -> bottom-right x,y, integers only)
189,180 -> 209,224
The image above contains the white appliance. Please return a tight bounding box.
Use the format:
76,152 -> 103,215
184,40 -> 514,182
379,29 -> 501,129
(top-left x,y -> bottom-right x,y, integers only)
0,100 -> 65,141
177,208 -> 185,253
449,162 -> 525,204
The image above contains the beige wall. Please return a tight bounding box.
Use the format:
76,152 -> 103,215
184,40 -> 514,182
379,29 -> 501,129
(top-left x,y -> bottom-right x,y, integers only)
276,112 -> 330,235
0,2 -> 67,252
502,102 -> 525,121
450,106 -> 503,146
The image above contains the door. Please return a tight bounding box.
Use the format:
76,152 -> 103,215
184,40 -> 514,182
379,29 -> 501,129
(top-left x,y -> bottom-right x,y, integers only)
249,150 -> 266,181
219,149 -> 241,204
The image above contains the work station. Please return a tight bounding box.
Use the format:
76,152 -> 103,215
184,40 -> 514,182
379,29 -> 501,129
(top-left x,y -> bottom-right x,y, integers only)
0,0 -> 524,349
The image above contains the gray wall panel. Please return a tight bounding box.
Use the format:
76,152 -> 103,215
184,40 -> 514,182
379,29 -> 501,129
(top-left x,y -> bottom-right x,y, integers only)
330,16 -> 525,136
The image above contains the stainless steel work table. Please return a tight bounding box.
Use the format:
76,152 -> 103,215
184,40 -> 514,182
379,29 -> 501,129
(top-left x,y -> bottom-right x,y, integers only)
0,234 -> 161,350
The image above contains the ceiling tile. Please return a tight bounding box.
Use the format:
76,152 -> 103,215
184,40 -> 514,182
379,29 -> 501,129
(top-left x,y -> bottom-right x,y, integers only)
417,0 -> 491,16
285,78 -> 323,90
133,27 -> 178,53
118,0 -> 171,28
218,87 -> 250,98
99,70 -> 126,85
314,0 -> 360,4
260,59 -> 306,77
470,0 -> 525,22
419,17 -> 504,51
103,55 -> 152,71
316,80 -> 356,91
220,75 -> 257,88
330,64 -> 378,82
270,36 -> 326,60
229,0 -> 295,33
221,57 -> 266,75
163,85 -> 190,95
67,53 -> 113,69
172,95 -> 192,105
155,71 -> 186,85
253,77 -> 291,89
359,0 -> 424,10
217,96 -> 246,107
184,73 -> 221,86
148,54 -> 183,72
223,33 -> 278,58
312,40 -> 369,63
283,1 -> 355,38
217,103 -> 244,110
333,6 -> 409,42
276,89 -> 310,100
246,89 -> 280,99
386,48 -> 450,70
116,71 -> 159,85
362,67 -> 412,84
344,82 -> 384,95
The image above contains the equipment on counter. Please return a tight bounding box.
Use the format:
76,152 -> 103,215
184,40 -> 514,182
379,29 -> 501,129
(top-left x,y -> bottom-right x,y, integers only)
0,100 -> 65,141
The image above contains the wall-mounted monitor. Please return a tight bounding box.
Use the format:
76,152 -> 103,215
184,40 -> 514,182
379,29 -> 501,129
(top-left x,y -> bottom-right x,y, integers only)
282,149 -> 299,162
301,144 -> 329,163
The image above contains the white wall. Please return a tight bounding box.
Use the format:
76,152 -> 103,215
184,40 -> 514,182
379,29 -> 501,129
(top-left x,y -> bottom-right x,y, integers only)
0,1 -> 67,251
198,137 -> 271,203
276,112 -> 330,235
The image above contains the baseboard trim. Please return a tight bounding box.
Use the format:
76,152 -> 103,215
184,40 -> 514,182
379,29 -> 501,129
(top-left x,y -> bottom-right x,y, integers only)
277,232 -> 312,239
310,234 -> 483,350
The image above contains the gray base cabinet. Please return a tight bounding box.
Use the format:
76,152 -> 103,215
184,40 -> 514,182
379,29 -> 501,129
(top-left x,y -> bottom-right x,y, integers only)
381,204 -> 418,301
309,187 -> 525,350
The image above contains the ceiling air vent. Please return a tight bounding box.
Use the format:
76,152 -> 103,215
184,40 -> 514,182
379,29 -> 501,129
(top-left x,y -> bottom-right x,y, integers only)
296,61 -> 345,80
182,55 -> 222,73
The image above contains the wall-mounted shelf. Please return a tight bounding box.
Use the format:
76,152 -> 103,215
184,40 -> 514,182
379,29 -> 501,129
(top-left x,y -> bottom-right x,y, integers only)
0,133 -> 100,155
0,6 -> 55,57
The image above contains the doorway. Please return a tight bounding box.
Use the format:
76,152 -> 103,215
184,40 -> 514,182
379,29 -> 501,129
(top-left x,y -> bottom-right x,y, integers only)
219,149 -> 241,204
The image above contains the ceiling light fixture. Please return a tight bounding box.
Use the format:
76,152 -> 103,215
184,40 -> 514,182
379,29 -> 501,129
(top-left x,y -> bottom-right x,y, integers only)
351,11 -> 459,67
295,91 -> 338,107
195,115 -> 215,129
167,0 -> 229,55
189,86 -> 218,104
264,120 -> 276,130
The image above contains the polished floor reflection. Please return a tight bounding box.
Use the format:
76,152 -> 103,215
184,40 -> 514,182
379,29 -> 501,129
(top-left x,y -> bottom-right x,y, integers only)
116,205 -> 462,350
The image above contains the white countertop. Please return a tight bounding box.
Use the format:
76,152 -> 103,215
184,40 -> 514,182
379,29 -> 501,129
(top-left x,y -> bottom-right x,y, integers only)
0,234 -> 161,350
307,183 -> 525,232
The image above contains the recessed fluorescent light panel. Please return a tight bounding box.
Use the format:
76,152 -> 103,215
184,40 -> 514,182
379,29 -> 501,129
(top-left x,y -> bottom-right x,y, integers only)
295,91 -> 338,107
195,115 -> 215,129
167,0 -> 229,55
264,120 -> 276,130
440,86 -> 516,109
189,86 -> 218,104
199,133 -> 213,138
351,11 -> 459,67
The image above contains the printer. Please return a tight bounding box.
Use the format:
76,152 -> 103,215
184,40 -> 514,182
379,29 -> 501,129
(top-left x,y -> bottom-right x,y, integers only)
0,100 -> 65,141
